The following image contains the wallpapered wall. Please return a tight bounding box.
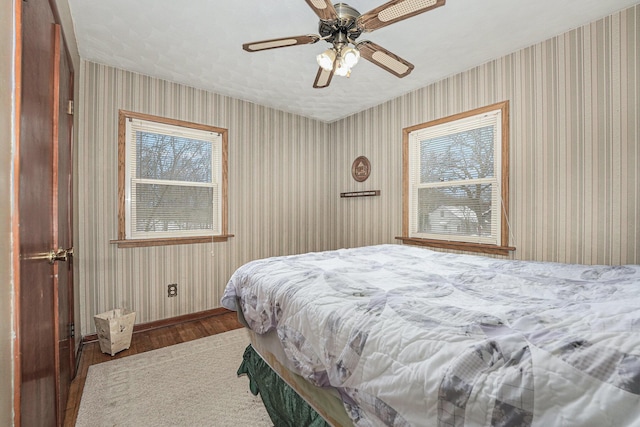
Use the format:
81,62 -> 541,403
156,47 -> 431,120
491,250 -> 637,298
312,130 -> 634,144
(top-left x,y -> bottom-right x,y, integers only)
78,66 -> 336,335
334,5 -> 638,264
77,5 -> 638,335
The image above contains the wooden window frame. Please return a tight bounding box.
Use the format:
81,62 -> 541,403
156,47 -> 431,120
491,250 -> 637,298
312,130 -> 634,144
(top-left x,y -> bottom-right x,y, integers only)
398,101 -> 514,256
112,110 -> 232,248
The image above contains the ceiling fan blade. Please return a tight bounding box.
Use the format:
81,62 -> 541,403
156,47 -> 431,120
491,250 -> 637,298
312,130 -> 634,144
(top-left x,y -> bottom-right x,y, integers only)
357,41 -> 414,78
242,35 -> 320,52
357,0 -> 445,32
304,0 -> 338,22
313,66 -> 334,88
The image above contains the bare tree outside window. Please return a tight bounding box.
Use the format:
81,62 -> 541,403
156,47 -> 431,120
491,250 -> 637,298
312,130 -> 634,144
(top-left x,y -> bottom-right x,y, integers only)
135,132 -> 215,233
418,126 -> 494,238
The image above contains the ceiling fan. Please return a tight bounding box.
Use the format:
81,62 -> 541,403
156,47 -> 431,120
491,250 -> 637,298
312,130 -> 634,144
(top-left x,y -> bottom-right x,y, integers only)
242,0 -> 446,89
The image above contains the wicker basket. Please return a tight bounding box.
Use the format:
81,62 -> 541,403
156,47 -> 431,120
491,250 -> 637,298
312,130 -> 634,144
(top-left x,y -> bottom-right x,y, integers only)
94,309 -> 136,356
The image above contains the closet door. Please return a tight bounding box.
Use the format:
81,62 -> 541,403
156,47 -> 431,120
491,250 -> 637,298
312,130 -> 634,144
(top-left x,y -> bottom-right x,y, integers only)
18,0 -> 75,425
52,23 -> 76,426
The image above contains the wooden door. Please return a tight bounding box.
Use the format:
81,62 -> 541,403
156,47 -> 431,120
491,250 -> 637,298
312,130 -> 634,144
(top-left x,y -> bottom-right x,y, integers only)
18,0 -> 75,425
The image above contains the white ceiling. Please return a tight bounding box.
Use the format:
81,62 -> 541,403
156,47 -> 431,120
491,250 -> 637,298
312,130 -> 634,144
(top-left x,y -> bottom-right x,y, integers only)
67,0 -> 639,122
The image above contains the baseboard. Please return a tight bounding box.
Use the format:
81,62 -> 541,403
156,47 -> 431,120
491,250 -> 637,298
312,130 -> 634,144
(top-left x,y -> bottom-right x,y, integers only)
72,342 -> 84,380
81,307 -> 233,344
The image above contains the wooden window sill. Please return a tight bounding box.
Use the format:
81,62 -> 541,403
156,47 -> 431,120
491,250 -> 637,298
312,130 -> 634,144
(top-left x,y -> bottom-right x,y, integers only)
111,234 -> 234,248
395,237 -> 515,256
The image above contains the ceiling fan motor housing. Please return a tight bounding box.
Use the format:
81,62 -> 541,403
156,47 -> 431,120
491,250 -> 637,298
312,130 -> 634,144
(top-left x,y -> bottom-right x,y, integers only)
318,3 -> 362,45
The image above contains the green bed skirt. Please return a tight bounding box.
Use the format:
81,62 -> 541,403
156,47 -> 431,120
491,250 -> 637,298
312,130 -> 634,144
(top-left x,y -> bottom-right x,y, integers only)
237,344 -> 330,427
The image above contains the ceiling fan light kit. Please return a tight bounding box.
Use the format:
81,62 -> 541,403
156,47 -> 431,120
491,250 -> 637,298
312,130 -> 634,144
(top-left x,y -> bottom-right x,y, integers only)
242,0 -> 445,88
317,46 -> 360,77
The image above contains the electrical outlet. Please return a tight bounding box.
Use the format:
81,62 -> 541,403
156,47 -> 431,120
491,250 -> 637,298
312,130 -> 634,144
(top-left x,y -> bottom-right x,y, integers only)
167,283 -> 178,297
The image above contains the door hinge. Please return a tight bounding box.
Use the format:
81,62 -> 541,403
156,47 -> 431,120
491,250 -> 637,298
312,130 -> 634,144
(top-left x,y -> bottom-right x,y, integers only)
67,100 -> 74,115
69,323 -> 75,338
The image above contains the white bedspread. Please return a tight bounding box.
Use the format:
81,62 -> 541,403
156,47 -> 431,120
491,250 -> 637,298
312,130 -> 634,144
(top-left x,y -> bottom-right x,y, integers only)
221,244 -> 640,427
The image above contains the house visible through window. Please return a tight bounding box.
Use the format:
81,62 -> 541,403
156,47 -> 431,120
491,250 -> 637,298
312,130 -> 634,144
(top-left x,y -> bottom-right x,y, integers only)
116,111 -> 229,247
401,101 -> 512,255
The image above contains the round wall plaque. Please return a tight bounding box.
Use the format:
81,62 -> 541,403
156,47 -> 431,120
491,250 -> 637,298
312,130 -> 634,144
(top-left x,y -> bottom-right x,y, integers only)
351,156 -> 371,182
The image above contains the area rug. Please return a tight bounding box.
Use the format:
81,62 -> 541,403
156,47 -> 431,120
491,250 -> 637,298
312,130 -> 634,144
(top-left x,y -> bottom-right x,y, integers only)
76,328 -> 272,426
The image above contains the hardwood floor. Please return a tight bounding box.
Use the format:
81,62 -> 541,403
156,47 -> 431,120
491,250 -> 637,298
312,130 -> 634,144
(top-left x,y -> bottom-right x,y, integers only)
63,310 -> 243,426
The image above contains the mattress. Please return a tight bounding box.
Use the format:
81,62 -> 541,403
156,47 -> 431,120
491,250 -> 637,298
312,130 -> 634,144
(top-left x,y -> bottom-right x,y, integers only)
222,244 -> 640,426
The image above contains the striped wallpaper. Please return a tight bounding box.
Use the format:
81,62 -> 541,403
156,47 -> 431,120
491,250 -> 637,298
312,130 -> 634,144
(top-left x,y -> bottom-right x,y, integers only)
77,66 -> 336,334
77,5 -> 639,335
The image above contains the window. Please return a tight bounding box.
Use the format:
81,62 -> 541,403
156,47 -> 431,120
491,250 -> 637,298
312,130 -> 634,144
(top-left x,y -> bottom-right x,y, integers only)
400,101 -> 513,255
116,111 -> 229,247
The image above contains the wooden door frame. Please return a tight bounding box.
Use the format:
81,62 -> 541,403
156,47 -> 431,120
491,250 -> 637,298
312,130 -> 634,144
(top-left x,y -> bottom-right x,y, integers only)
12,0 -> 23,424
52,22 -> 76,424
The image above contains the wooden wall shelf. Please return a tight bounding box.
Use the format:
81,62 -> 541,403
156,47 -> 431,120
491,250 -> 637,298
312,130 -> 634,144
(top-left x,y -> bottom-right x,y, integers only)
340,190 -> 381,198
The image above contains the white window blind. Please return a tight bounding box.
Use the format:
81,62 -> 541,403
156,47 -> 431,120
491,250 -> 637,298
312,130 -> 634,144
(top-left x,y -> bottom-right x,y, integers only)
408,109 -> 503,245
125,118 -> 222,239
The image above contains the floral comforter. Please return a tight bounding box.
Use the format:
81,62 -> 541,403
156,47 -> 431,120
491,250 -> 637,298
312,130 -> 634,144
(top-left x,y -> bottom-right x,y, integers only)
221,244 -> 640,426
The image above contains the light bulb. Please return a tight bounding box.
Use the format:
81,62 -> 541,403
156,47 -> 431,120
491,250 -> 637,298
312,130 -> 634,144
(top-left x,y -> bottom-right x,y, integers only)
316,49 -> 336,71
334,58 -> 350,77
341,47 -> 360,68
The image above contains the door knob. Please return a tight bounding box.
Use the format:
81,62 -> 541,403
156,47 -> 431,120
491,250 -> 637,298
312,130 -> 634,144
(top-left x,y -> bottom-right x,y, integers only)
23,247 -> 74,263
47,247 -> 74,264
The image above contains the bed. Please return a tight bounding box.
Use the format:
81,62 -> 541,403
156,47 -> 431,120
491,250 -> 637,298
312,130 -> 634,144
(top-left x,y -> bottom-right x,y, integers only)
221,244 -> 640,426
